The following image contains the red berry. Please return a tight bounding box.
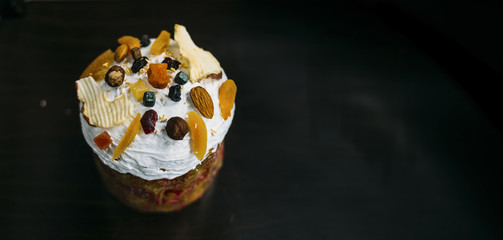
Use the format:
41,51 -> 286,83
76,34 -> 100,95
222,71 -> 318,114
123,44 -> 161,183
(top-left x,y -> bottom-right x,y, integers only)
141,110 -> 158,134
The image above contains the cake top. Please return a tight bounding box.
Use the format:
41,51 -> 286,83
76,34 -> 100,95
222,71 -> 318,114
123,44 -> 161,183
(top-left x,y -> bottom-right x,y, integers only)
76,24 -> 236,180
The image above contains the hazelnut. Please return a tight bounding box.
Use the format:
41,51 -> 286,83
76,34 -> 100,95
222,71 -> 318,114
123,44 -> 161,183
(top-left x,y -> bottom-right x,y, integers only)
166,117 -> 189,140
105,65 -> 125,87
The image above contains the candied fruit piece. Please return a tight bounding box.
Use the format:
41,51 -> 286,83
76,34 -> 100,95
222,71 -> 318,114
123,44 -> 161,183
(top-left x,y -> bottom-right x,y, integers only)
147,63 -> 170,89
150,30 -> 170,55
80,49 -> 114,81
117,36 -> 141,53
219,79 -> 237,120
174,71 -> 189,85
129,79 -> 149,101
93,131 -> 112,150
188,111 -> 207,160
143,91 -> 155,107
141,109 -> 158,134
112,113 -> 141,160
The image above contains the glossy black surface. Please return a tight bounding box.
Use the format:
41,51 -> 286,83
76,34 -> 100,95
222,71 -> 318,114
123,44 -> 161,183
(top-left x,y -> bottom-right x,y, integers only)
1,0 -> 502,239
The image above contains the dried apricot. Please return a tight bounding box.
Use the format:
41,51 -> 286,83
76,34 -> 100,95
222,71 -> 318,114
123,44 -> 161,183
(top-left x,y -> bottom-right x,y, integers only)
188,111 -> 207,160
147,63 -> 170,89
93,131 -> 112,150
129,79 -> 149,101
80,49 -> 114,81
218,79 -> 237,120
117,36 -> 141,53
150,30 -> 170,55
112,113 -> 141,160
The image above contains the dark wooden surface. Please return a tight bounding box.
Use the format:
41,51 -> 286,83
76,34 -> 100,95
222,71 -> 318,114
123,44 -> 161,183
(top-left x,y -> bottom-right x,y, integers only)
1,0 -> 502,239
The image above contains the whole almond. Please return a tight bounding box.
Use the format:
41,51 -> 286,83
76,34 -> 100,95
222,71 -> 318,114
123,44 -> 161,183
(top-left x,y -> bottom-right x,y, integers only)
115,44 -> 128,62
190,86 -> 214,119
166,117 -> 188,140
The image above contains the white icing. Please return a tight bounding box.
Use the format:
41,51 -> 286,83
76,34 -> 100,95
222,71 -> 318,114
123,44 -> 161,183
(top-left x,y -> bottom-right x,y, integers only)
79,39 -> 234,180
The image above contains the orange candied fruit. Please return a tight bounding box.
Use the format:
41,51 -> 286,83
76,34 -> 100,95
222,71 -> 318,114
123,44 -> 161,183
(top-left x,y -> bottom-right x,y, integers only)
188,111 -> 207,160
93,131 -> 113,150
150,30 -> 170,55
218,79 -> 237,120
117,36 -> 141,53
147,63 -> 170,89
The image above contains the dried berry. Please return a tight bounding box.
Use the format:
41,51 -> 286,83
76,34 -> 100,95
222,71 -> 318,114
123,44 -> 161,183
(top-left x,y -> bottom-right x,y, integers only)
93,131 -> 112,150
132,56 -> 148,73
105,65 -> 125,87
143,91 -> 155,107
174,71 -> 189,85
130,47 -> 142,60
141,109 -> 158,134
140,34 -> 150,47
168,85 -> 181,102
162,57 -> 181,70
166,117 -> 188,140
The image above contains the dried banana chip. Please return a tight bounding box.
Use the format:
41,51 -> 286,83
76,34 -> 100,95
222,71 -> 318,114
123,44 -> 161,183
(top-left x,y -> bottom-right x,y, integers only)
76,76 -> 133,128
174,24 -> 221,83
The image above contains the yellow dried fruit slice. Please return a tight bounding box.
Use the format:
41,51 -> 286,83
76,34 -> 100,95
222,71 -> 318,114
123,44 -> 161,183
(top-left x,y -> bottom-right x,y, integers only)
219,79 -> 237,120
76,76 -> 133,128
129,79 -> 149,101
117,36 -> 141,53
150,30 -> 171,55
112,113 -> 141,160
80,49 -> 114,81
174,24 -> 221,83
188,111 -> 207,160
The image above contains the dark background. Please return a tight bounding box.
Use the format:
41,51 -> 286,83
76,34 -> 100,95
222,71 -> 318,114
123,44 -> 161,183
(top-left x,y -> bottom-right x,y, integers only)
1,0 -> 502,239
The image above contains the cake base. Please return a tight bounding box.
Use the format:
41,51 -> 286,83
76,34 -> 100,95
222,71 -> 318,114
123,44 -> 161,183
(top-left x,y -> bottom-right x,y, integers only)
94,142 -> 224,212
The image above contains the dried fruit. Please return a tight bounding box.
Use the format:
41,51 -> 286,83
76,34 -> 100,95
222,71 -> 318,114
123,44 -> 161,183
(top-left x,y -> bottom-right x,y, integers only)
117,36 -> 141,53
141,109 -> 158,134
187,111 -> 207,160
132,56 -> 148,73
105,65 -> 125,87
174,24 -> 221,83
168,85 -> 181,102
76,77 -> 132,128
166,116 -> 188,140
150,30 -> 170,55
190,86 -> 214,119
129,79 -> 149,101
174,71 -> 189,85
112,113 -> 141,160
114,44 -> 128,62
140,34 -> 150,47
130,47 -> 142,60
162,57 -> 181,70
218,79 -> 237,120
80,49 -> 114,81
93,131 -> 112,150
147,63 -> 170,89
143,91 -> 155,107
